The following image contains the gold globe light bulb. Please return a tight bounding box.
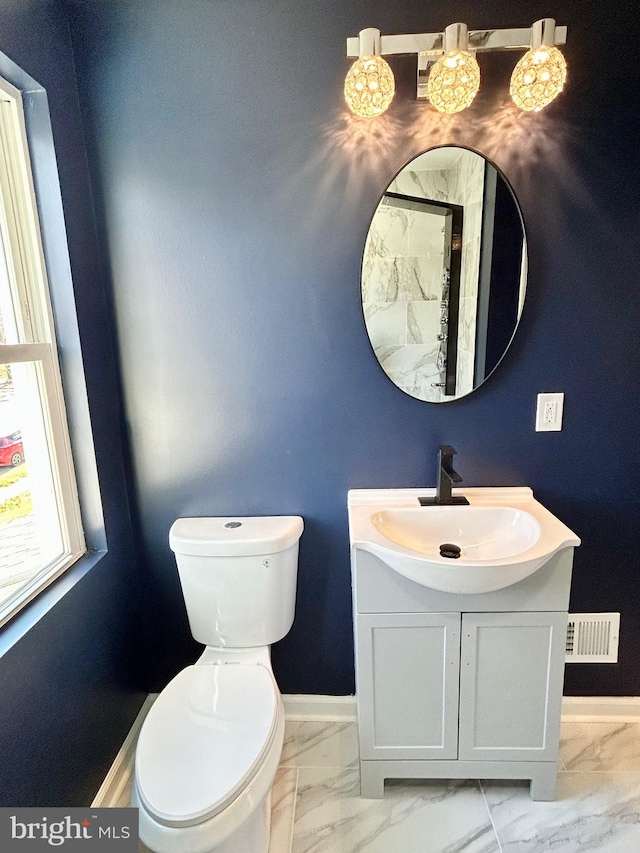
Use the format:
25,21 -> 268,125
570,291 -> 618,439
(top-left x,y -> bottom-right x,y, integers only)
427,50 -> 480,114
344,54 -> 395,119
344,29 -> 395,119
510,19 -> 567,111
426,23 -> 480,114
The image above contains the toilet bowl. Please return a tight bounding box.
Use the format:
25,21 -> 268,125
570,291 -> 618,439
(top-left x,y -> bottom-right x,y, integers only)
132,652 -> 285,853
132,516 -> 303,853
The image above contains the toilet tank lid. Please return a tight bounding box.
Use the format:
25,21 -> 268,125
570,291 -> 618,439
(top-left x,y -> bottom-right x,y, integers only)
169,515 -> 303,557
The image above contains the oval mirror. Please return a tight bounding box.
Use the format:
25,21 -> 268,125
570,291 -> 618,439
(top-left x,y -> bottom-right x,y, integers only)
361,146 -> 527,402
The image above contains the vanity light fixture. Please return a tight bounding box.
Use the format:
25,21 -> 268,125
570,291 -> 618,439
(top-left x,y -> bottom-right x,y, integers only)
345,18 -> 567,117
510,19 -> 567,112
344,27 -> 395,118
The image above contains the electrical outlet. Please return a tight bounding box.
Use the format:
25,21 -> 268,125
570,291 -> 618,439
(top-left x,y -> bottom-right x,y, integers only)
536,392 -> 564,431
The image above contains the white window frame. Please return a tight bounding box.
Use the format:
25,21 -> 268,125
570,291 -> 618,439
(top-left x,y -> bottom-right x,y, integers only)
0,75 -> 85,627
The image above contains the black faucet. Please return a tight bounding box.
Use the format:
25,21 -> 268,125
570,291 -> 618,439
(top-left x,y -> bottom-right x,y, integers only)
419,445 -> 470,506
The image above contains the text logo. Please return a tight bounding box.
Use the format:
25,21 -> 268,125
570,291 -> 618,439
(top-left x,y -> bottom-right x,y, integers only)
1,809 -> 138,850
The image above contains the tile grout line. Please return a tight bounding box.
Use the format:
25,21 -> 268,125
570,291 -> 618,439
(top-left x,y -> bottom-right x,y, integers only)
479,781 -> 504,853
279,763 -> 358,770
555,769 -> 640,775
286,767 -> 299,853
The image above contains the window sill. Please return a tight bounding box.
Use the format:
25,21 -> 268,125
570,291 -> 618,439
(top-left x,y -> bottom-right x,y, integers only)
0,549 -> 107,659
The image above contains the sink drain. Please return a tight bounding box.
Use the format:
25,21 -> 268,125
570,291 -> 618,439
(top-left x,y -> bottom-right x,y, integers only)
440,543 -> 461,559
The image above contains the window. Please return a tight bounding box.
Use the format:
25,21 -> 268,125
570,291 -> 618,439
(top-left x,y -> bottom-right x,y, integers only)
0,75 -> 85,626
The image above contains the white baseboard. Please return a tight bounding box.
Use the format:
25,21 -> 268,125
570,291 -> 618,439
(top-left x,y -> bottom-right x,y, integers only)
282,694 -> 356,721
91,694 -> 158,807
283,694 -> 640,723
282,694 -> 640,723
561,696 -> 640,722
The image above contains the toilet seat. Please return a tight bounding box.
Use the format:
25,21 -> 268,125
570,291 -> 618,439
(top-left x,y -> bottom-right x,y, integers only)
135,663 -> 279,829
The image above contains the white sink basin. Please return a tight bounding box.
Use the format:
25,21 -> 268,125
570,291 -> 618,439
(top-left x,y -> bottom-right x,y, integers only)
373,506 -> 541,561
349,488 -> 580,595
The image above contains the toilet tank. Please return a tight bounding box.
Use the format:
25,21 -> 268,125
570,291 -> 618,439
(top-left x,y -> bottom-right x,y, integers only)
169,516 -> 303,648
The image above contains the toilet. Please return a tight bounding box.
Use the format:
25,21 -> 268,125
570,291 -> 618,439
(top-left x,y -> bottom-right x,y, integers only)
132,515 -> 304,853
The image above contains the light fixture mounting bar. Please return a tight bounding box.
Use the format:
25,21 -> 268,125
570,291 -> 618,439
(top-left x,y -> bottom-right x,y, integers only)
346,25 -> 567,58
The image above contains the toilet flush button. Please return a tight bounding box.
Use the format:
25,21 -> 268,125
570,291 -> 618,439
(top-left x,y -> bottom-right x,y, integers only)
224,521 -> 242,529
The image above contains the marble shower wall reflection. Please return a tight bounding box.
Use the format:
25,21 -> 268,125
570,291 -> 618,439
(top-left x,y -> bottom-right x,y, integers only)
456,153 -> 485,397
362,150 -> 484,401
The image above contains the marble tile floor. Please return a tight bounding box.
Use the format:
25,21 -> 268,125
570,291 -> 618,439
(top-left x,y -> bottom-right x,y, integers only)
120,719 -> 640,853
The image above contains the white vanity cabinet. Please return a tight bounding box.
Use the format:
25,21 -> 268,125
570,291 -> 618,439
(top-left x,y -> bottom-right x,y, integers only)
351,548 -> 574,801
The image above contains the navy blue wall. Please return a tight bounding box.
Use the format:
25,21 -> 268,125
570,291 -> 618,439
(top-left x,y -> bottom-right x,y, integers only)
68,0 -> 640,697
0,1 -> 145,806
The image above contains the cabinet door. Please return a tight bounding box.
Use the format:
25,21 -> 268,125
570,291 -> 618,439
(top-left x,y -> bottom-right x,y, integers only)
458,612 -> 567,762
356,613 -> 461,760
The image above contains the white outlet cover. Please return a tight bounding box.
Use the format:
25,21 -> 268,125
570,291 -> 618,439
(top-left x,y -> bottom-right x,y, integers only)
536,392 -> 564,432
